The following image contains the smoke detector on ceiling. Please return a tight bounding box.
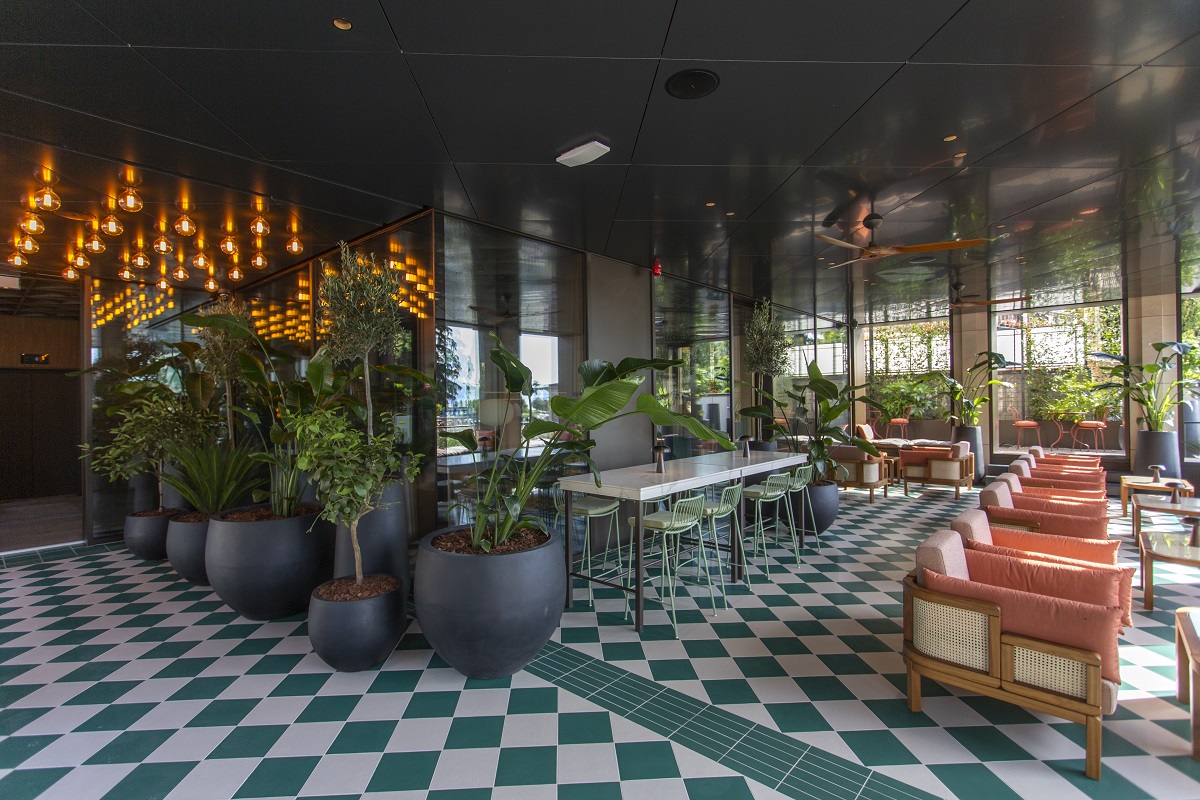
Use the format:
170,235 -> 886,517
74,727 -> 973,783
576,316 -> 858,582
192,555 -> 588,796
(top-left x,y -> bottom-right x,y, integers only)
556,140 -> 611,167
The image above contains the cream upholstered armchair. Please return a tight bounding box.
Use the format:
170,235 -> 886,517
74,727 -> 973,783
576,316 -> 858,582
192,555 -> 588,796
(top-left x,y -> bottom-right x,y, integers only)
900,442 -> 974,499
1008,459 -> 1107,492
993,472 -> 1107,503
904,529 -> 1122,780
1028,446 -> 1102,468
978,482 -> 1109,538
829,443 -> 888,503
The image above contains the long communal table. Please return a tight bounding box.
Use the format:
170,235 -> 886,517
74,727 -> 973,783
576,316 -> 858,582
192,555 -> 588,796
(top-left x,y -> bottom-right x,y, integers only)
557,450 -> 808,632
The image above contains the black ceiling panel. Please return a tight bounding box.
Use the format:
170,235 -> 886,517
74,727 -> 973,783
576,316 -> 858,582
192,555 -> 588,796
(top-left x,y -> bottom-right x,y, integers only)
275,161 -> 474,217
807,63 -> 1136,169
2,0 -> 124,45
913,0 -> 1200,66
140,49 -> 448,163
633,60 -> 899,166
406,54 -> 655,165
663,0 -> 963,62
1149,33 -> 1200,66
613,165 -> 797,221
389,0 -> 674,58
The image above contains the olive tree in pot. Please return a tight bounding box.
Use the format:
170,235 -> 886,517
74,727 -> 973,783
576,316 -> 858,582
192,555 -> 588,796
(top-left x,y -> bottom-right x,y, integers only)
161,442 -> 266,586
294,409 -> 422,671
421,334 -> 732,679
1093,341 -> 1197,478
742,298 -> 791,443
924,351 -> 1012,481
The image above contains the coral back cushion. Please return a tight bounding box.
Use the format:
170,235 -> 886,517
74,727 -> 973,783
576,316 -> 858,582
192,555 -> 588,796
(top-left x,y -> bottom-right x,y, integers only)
987,527 -> 1120,565
921,569 -> 1121,683
964,549 -> 1121,610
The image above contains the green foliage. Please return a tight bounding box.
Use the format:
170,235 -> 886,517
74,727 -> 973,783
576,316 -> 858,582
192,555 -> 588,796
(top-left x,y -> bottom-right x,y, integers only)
1027,368 -> 1121,421
448,334 -> 733,551
866,376 -> 944,420
435,323 -> 464,410
923,351 -> 1013,426
789,361 -> 880,480
197,296 -> 255,441
1093,341 -> 1197,431
743,299 -> 790,376
161,442 -> 266,516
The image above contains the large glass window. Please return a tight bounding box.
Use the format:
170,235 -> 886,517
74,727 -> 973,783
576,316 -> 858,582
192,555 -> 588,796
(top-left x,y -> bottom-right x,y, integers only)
862,319 -> 951,437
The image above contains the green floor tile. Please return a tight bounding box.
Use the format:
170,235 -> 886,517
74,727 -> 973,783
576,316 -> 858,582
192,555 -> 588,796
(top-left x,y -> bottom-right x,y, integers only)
559,627 -> 600,644
85,729 -> 175,764
702,679 -> 759,705
58,660 -> 125,682
98,760 -> 197,800
795,676 -> 857,701
328,720 -> 398,754
139,641 -> 199,660
0,734 -> 59,768
839,729 -> 920,767
840,634 -> 891,653
683,776 -> 755,799
445,715 -> 505,749
402,691 -> 461,718
63,680 -> 140,706
366,750 -> 441,791
0,767 -> 70,800
760,636 -> 811,655
1048,721 -> 1150,758
616,740 -> 681,780
247,654 -> 305,674
508,687 -> 558,715
296,694 -> 359,723
734,655 -> 788,678
75,702 -> 156,732
168,676 -> 237,702
270,673 -> 331,697
959,696 -> 1042,726
558,783 -> 622,800
784,620 -> 831,637
368,669 -> 421,694
862,699 -> 937,729
600,642 -> 645,661
151,657 -> 217,679
227,637 -> 281,657
186,698 -> 259,727
209,725 -> 288,759
495,745 -> 557,786
945,726 -> 1036,762
428,790 -> 492,800
765,702 -> 832,732
682,639 -> 729,659
1042,759 -> 1154,798
558,711 -> 613,744
710,622 -> 756,638
649,659 -> 699,681
0,707 -> 50,736
233,756 -> 320,798
464,675 -> 511,689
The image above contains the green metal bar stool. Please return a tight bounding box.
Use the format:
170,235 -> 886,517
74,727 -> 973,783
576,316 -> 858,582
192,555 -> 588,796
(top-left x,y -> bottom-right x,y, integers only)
627,493 -> 707,637
742,473 -> 798,581
788,463 -> 818,552
552,485 -> 621,605
701,482 -> 742,611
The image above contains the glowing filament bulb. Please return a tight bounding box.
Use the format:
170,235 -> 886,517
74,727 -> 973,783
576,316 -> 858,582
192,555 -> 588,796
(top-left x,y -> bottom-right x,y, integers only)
99,215 -> 123,236
117,186 -> 142,212
285,235 -> 303,255
249,216 -> 269,236
203,276 -> 219,292
227,265 -> 244,282
35,186 -> 61,211
118,265 -> 134,281
153,235 -> 172,255
84,233 -> 106,254
219,235 -> 238,256
171,265 -> 189,281
174,213 -> 196,236
193,251 -> 210,269
8,251 -> 27,267
61,265 -> 79,280
71,252 -> 89,269
250,251 -> 267,269
20,213 -> 45,235
132,251 -> 150,269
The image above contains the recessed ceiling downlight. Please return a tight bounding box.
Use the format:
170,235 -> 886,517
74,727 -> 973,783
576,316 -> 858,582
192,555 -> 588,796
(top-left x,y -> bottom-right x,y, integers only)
333,18 -> 352,30
665,69 -> 719,99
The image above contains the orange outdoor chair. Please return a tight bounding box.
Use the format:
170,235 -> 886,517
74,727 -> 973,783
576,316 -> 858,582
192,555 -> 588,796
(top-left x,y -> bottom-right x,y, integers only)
978,483 -> 1109,539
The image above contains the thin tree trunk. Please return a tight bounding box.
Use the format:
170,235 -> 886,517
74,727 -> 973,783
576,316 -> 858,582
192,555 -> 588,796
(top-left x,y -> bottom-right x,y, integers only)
363,350 -> 374,440
156,457 -> 164,511
350,516 -> 364,585
225,382 -> 235,445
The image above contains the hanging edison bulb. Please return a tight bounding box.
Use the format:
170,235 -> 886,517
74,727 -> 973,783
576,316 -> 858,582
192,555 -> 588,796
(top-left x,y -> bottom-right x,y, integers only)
285,235 -> 303,255
118,265 -> 134,281
228,265 -> 245,282
99,214 -> 123,236
61,265 -> 80,280
155,275 -> 170,290
117,186 -> 143,212
17,235 -> 39,254
19,213 -> 44,235
171,264 -> 190,281
35,186 -> 61,211
250,251 -> 267,269
70,251 -> 89,269
84,232 -> 106,254
132,250 -> 151,269
8,251 -> 27,267
203,275 -> 219,292
152,234 -> 172,255
174,213 -> 196,236
249,215 -> 269,236
193,250 -> 210,269
219,234 -> 238,256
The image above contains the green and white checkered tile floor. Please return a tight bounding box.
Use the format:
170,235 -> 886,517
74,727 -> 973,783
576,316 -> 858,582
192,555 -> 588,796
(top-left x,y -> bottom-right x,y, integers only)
2,485 -> 1200,799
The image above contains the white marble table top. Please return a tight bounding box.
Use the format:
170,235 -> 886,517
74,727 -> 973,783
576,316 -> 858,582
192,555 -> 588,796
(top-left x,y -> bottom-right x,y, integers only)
558,450 -> 807,501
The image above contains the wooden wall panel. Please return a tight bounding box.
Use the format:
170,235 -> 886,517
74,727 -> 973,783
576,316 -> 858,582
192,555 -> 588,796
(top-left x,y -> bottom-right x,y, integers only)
0,316 -> 81,370
0,369 -> 81,501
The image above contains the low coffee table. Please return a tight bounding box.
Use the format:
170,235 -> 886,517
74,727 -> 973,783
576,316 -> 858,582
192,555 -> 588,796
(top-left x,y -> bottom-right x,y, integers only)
1176,607 -> 1200,760
1122,475 -> 1195,516
1141,530 -> 1200,610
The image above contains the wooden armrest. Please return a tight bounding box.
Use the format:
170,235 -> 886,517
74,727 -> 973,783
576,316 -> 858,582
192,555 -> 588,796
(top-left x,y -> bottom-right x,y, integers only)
1000,633 -> 1104,712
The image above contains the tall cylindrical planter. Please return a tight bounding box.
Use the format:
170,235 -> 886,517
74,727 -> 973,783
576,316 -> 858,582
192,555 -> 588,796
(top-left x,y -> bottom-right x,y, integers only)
334,480 -> 411,601
799,481 -> 839,536
1133,430 -> 1181,479
167,515 -> 210,586
161,464 -> 194,513
309,577 -> 408,672
206,508 -> 331,620
124,512 -> 173,560
953,425 -> 985,481
416,527 -> 566,680
130,472 -> 156,513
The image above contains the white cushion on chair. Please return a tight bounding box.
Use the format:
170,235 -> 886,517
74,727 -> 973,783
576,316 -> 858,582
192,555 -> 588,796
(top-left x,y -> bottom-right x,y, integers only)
744,484 -> 780,500
915,530 -> 969,582
950,509 -> 993,545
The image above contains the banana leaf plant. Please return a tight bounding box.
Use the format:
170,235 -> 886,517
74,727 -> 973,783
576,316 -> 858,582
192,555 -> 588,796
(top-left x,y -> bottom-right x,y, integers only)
921,350 -> 1013,426
1092,341 -> 1197,431
780,360 -> 880,481
441,333 -> 734,552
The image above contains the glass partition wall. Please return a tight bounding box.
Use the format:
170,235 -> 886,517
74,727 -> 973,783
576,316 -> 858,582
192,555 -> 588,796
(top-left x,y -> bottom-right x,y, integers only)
862,297 -> 951,442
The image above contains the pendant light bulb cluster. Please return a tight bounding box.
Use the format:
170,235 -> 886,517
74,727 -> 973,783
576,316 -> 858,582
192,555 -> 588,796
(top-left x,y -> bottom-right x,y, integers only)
171,264 -> 190,281
100,215 -> 123,236
118,265 -> 134,281
203,275 -> 219,293
19,213 -> 44,235
249,215 -> 269,236
285,234 -> 303,255
153,234 -> 172,255
228,265 -> 244,282
193,250 -> 210,269
219,234 -> 238,256
117,186 -> 143,213
17,234 -> 39,254
132,250 -> 150,269
61,265 -> 79,281
70,251 -> 89,269
35,186 -> 60,211
155,275 -> 170,290
84,232 -> 106,254
8,251 -> 27,267
250,251 -> 268,269
174,213 -> 196,237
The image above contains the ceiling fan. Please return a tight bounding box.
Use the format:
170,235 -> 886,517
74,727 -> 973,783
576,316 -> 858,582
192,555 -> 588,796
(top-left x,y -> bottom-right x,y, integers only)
816,213 -> 987,268
949,281 -> 1030,309
469,292 -> 522,326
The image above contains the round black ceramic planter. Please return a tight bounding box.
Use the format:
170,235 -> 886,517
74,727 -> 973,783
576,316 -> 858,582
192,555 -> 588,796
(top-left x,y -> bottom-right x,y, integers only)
799,481 -> 840,535
415,527 -> 566,680
334,480 -> 411,601
1134,430 -> 1181,479
952,425 -> 986,481
124,512 -> 173,560
205,507 -> 332,620
130,472 -> 156,514
161,463 -> 194,513
308,576 -> 408,672
167,516 -> 210,586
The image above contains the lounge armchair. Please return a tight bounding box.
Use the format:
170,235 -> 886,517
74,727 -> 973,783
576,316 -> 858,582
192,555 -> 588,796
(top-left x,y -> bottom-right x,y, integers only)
1016,453 -> 1106,480
1028,446 -> 1102,468
993,472 -> 1107,502
904,529 -> 1122,779
1008,460 -> 1108,492
1012,456 -> 1106,489
983,479 -> 1107,518
900,442 -> 974,499
830,443 -> 888,503
978,483 -> 1109,539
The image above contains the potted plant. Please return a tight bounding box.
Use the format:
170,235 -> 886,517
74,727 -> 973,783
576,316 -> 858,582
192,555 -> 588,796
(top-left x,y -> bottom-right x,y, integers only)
161,442 -> 266,585
293,409 -> 421,671
742,298 -> 791,444
1093,341 -> 1196,478
320,242 -> 427,587
418,334 -> 731,679
925,351 -> 1012,481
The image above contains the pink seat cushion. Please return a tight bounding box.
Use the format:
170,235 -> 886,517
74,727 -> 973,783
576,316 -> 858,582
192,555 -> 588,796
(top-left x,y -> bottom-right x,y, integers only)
964,549 -> 1122,612
921,569 -> 1122,683
982,505 -> 1109,539
900,448 -> 950,466
988,527 -> 1120,565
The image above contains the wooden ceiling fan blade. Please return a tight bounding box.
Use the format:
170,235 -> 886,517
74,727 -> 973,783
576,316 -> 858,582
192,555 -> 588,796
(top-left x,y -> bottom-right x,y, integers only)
826,256 -> 864,269
889,237 -> 988,254
815,233 -> 863,251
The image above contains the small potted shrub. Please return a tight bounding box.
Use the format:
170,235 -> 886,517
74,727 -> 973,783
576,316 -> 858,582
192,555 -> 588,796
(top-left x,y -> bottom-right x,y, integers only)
294,409 -> 421,671
161,442 -> 265,585
925,351 -> 1012,481
418,334 -> 731,679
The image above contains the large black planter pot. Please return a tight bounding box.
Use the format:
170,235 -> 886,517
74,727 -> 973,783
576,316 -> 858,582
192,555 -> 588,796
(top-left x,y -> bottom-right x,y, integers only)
124,513 -> 172,560
952,425 -> 986,482
167,516 -> 210,586
130,472 -> 156,513
206,508 -> 332,620
335,481 -> 411,601
799,481 -> 840,535
160,464 -> 194,513
1134,430 -> 1181,479
416,527 -> 566,679
308,576 -> 408,671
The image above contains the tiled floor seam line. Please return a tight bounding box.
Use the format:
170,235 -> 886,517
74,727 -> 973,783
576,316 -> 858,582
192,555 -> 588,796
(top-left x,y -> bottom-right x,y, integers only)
543,640 -> 940,800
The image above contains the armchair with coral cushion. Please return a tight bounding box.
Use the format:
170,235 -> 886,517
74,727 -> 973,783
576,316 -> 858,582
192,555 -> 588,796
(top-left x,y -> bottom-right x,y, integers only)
994,472 -> 1108,502
978,483 -> 1109,539
1028,446 -> 1102,468
1008,460 -> 1109,492
830,443 -> 888,503
993,474 -> 1104,513
985,477 -> 1108,518
904,530 -> 1122,780
900,442 -> 975,499
1016,454 -> 1106,482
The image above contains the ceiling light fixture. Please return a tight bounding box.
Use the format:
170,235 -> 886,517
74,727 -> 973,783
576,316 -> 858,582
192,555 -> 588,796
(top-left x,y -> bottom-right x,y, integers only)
943,135 -> 958,142
1080,208 -> 1100,215
35,186 -> 61,211
117,186 -> 143,212
61,265 -> 79,281
70,251 -> 89,269
132,250 -> 150,269
171,264 -> 190,281
174,213 -> 196,236
153,234 -> 172,254
219,234 -> 238,256
99,214 -> 123,236
84,232 -> 106,254
953,151 -> 967,159
725,212 -> 735,217
203,276 -> 219,293
285,235 -> 303,255
156,275 -> 170,290
996,224 -> 1006,229
118,265 -> 134,281
8,251 -> 27,267
705,202 -> 716,207
17,235 -> 39,254
250,251 -> 267,269
333,18 -> 352,30
665,68 -> 720,100
228,265 -> 245,282
19,213 -> 44,235
249,215 -> 269,236
192,250 -> 210,269
555,140 -> 610,167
